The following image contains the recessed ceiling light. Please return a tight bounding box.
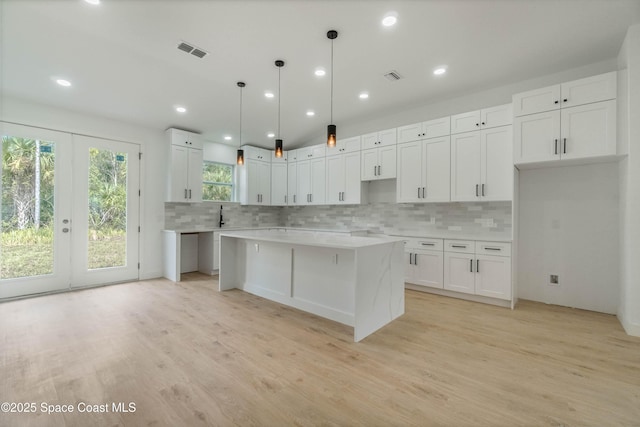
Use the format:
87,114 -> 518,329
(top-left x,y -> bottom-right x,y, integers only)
265,92 -> 275,98
224,136 -> 232,141
382,12 -> 398,27
306,111 -> 315,117
267,133 -> 275,138
433,67 -> 447,76
56,79 -> 71,87
314,68 -> 326,77
359,92 -> 369,99
175,106 -> 187,113
84,0 -> 100,4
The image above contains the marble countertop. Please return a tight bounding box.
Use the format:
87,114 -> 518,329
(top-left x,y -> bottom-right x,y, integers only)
219,229 -> 404,249
389,233 -> 512,242
163,226 -> 370,234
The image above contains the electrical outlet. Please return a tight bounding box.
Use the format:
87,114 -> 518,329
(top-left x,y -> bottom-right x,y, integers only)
550,274 -> 559,285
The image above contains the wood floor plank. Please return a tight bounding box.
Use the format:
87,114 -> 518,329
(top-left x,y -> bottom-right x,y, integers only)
1,273 -> 639,426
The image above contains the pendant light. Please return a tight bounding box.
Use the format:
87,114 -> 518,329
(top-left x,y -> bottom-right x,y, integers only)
236,81 -> 246,165
274,60 -> 285,158
326,30 -> 338,147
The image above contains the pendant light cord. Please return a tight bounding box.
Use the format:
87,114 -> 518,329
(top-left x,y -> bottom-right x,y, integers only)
239,85 -> 243,146
330,38 -> 334,123
278,66 -> 281,138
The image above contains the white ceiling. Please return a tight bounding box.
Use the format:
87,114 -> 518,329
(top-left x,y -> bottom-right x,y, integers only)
2,0 -> 639,149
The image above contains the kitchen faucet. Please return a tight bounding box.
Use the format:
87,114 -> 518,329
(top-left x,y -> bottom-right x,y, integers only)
219,205 -> 225,228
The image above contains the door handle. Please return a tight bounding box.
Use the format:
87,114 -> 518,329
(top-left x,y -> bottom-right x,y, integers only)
293,194 -> 296,203
285,195 -> 287,204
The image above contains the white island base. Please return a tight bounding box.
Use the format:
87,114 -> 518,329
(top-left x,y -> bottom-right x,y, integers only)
218,230 -> 405,342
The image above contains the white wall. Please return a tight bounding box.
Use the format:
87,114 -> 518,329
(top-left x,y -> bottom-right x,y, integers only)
1,96 -> 166,280
618,24 -> 640,335
518,163 -> 619,314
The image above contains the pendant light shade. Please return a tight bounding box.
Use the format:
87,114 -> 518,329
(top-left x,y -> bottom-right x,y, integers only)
327,30 -> 338,148
274,60 -> 285,157
236,81 -> 246,165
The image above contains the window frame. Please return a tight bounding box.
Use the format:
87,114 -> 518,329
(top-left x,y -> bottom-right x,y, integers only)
202,161 -> 234,202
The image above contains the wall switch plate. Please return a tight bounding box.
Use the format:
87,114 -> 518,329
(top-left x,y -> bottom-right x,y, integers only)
550,274 -> 559,285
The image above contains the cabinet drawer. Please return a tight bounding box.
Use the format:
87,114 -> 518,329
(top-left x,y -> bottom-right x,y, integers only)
475,241 -> 511,256
405,238 -> 443,251
444,239 -> 475,254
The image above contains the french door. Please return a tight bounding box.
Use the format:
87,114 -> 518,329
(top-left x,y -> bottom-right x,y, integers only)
0,123 -> 140,299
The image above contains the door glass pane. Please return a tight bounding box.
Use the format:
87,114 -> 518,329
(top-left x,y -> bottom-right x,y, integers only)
1,136 -> 56,279
87,148 -> 127,269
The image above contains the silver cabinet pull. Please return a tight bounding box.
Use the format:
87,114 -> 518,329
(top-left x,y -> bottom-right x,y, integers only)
563,138 -> 567,154
378,165 -> 381,176
485,247 -> 501,251
62,227 -> 70,233
184,189 -> 188,199
414,254 -> 418,265
422,187 -> 426,198
374,165 -> 377,176
257,194 -> 260,202
421,243 -> 435,246
189,189 -> 192,199
470,259 -> 473,272
482,184 -> 485,197
554,139 -> 558,155
476,184 -> 479,197
293,194 -> 296,203
476,259 -> 480,273
452,245 -> 467,248
418,187 -> 421,199
285,195 -> 287,204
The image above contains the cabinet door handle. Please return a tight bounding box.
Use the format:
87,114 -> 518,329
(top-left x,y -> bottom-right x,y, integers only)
293,194 -> 296,203
409,253 -> 412,265
374,165 -> 377,176
563,138 -> 567,154
476,259 -> 480,273
482,184 -> 485,197
257,194 -> 260,202
184,189 -> 188,199
554,100 -> 559,104
414,254 -> 418,266
422,187 -> 426,198
563,98 -> 568,103
452,245 -> 467,248
421,243 -> 435,246
481,122 -> 486,126
378,165 -> 381,176
555,139 -> 558,155
476,184 -> 479,197
475,123 -> 480,127
418,187 -> 421,199
485,247 -> 501,251
189,189 -> 192,199
470,259 -> 473,272
285,195 -> 287,204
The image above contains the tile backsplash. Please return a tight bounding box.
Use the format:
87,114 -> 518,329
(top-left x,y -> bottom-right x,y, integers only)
281,202 -> 512,238
165,202 -> 281,230
165,201 -> 512,239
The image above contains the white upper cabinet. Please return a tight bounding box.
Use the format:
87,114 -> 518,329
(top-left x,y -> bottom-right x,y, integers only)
270,162 -> 288,206
327,136 -> 361,156
451,104 -> 512,134
513,72 -> 617,166
361,128 -> 397,150
238,145 -> 271,205
298,144 -> 327,160
397,116 -> 450,144
396,137 -> 450,203
166,128 -> 203,203
287,161 -> 298,205
326,151 -> 362,204
513,71 -> 616,116
361,145 -> 396,181
297,157 -> 326,205
271,149 -> 288,163
451,126 -> 513,202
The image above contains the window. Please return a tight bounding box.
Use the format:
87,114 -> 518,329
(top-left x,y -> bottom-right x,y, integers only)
202,161 -> 234,202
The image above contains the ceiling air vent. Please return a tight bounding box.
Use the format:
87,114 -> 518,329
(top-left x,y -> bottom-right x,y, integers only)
384,70 -> 402,81
177,41 -> 208,59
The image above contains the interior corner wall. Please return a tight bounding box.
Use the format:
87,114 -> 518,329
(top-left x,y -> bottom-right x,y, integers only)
1,96 -> 166,280
618,23 -> 640,336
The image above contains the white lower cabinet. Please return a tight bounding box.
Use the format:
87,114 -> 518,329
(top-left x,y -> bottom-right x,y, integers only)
444,240 -> 512,300
404,238 -> 444,289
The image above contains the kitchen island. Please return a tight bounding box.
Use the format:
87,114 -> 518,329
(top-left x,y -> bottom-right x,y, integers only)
218,229 -> 405,342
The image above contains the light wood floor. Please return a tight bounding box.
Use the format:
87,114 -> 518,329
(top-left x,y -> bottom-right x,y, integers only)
1,274 -> 639,427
